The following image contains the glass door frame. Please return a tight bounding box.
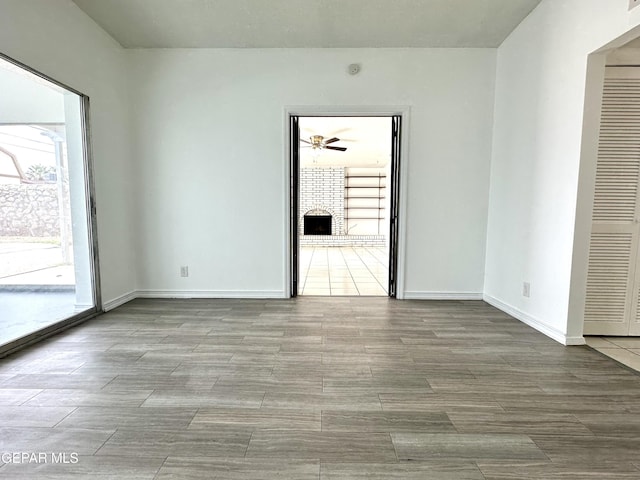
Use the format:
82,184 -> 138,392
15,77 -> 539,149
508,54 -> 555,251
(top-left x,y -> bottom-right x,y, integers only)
0,52 -> 102,357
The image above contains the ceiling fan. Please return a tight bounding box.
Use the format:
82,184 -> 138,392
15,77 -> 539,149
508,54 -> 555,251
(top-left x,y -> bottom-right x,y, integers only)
301,135 -> 347,152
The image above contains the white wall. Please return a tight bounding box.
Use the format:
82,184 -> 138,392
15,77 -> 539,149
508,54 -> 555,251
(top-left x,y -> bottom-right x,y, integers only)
484,0 -> 640,344
0,0 -> 135,307
128,48 -> 496,298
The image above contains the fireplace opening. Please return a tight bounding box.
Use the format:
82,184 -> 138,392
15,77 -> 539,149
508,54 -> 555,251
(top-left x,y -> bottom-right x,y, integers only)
304,215 -> 332,236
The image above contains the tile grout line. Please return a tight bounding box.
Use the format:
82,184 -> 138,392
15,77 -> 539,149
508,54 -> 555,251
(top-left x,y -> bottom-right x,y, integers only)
93,426 -> 119,457
244,431 -> 254,457
339,246 -> 360,296
351,246 -> 387,293
474,461 -> 489,480
151,456 -> 170,480
51,405 -> 79,428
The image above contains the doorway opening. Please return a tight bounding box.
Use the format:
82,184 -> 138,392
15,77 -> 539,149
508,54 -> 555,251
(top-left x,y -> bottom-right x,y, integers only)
580,42 -> 640,339
0,53 -> 100,354
289,115 -> 402,297
573,29 -> 640,370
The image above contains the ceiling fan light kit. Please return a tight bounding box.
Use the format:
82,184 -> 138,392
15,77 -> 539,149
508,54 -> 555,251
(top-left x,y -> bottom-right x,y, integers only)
301,135 -> 348,153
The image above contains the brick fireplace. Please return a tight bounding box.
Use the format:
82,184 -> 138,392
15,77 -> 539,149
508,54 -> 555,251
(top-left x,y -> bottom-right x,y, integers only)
298,165 -> 386,247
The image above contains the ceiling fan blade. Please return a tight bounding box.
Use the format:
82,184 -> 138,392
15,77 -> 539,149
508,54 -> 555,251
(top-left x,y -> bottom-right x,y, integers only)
325,146 -> 347,152
300,138 -> 312,144
324,137 -> 340,144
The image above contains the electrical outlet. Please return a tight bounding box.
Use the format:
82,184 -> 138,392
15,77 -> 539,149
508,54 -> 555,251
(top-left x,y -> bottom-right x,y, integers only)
630,0 -> 640,11
180,266 -> 189,277
522,282 -> 530,298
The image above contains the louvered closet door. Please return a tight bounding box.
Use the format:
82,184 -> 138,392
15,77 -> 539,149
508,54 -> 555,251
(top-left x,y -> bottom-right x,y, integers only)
584,67 -> 640,335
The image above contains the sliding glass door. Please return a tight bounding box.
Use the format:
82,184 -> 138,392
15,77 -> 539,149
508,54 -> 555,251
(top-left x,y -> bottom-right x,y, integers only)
0,54 -> 99,351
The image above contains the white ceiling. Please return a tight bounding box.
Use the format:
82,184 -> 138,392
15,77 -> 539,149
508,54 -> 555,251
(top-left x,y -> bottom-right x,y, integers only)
299,117 -> 391,168
72,0 -> 542,49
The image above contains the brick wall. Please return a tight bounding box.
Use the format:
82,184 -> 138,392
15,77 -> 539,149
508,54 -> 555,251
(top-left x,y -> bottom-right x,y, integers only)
299,166 -> 386,247
299,234 -> 386,247
299,166 -> 345,237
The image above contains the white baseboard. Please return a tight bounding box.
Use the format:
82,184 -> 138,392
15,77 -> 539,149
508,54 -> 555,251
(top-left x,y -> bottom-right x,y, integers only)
136,289 -> 286,299
102,289 -> 286,311
105,290 -> 482,303
403,291 -> 484,300
102,291 -> 137,311
563,335 -> 587,346
483,294 -> 585,346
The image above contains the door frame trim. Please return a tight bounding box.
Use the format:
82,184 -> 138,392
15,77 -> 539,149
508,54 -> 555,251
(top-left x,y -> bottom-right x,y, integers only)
283,105 -> 411,299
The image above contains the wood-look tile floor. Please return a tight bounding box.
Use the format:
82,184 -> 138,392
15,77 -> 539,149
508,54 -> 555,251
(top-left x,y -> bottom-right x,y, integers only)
1,298 -> 640,479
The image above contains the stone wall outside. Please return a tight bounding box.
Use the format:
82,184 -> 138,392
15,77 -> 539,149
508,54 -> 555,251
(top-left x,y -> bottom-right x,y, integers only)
0,184 -> 60,237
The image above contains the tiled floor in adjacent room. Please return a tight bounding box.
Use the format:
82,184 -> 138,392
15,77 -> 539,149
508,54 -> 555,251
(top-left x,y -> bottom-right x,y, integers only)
585,336 -> 640,372
299,246 -> 388,296
1,297 -> 640,478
